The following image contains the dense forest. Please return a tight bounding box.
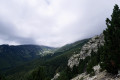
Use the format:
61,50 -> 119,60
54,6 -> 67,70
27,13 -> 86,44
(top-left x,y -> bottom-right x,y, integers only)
0,39 -> 89,80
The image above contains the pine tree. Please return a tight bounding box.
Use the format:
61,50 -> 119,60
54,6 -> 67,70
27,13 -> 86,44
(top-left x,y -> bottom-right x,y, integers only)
101,4 -> 120,74
27,66 -> 46,80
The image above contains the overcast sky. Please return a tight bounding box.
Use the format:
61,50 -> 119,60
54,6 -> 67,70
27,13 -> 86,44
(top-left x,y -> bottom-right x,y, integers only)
0,0 -> 119,47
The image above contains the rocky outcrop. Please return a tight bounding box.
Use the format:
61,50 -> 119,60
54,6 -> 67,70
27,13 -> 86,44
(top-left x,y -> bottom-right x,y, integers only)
68,34 -> 104,68
71,70 -> 120,80
71,64 -> 120,80
51,73 -> 60,80
93,65 -> 100,74
71,64 -> 101,80
67,33 -> 120,80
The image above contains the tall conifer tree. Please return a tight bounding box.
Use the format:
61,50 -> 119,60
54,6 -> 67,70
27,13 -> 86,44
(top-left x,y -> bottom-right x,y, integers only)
101,4 -> 120,74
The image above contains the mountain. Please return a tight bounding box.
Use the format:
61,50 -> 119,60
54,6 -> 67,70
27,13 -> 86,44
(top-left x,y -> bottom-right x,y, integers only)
50,34 -> 104,80
55,33 -> 120,80
68,34 -> 104,69
3,39 -> 89,80
54,33 -> 120,80
0,4 -> 120,80
2,33 -> 118,80
55,39 -> 89,53
0,44 -> 56,72
40,45 -> 57,56
50,5 -> 120,80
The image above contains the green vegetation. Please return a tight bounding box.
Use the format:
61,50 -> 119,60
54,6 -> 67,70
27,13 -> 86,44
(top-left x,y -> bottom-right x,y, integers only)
56,39 -> 89,53
86,50 -> 100,74
0,74 -> 6,80
1,4 -> 120,80
0,45 -> 41,72
100,4 -> 120,74
56,71 -> 69,80
0,44 -> 56,74
57,49 -> 101,79
2,39 -> 88,80
27,66 -> 48,80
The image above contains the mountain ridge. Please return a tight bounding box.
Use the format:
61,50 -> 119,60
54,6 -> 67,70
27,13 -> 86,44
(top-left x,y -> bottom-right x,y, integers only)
0,44 -> 56,72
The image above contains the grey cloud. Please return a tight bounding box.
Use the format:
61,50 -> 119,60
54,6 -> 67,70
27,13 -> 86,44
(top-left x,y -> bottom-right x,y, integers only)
0,0 -> 120,47
0,20 -> 36,44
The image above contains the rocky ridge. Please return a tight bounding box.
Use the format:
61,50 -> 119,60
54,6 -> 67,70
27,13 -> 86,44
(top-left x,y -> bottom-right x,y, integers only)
69,34 -> 120,80
68,34 -> 104,68
71,69 -> 120,80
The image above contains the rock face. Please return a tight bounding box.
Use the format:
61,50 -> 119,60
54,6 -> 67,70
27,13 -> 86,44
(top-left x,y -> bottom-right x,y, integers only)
93,65 -> 100,74
68,34 -> 104,68
71,64 -> 120,80
71,64 -> 101,80
67,33 -> 120,80
51,73 -> 60,80
71,70 -> 120,80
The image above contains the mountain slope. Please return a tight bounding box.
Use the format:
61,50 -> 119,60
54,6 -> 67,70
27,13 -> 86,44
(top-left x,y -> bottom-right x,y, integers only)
68,34 -> 104,69
0,44 -> 56,72
53,34 -> 104,80
4,39 -> 89,80
67,34 -> 104,80
56,39 -> 89,53
56,34 -> 120,80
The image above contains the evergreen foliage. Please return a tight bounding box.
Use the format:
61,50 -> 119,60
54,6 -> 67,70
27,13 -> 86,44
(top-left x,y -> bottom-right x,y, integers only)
0,74 -> 6,80
58,49 -> 101,79
56,71 -> 69,80
3,39 -> 88,80
87,50 -> 100,74
100,4 -> 120,74
27,66 -> 48,80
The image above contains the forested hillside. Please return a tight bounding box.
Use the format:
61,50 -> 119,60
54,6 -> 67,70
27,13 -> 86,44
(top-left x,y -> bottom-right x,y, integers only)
0,39 -> 89,80
0,45 -> 56,73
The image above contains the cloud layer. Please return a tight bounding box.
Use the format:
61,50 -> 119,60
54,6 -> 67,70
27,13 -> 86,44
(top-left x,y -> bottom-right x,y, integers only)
0,0 -> 119,47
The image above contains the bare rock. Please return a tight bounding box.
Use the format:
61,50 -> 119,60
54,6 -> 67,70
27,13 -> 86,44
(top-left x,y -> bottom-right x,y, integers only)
68,34 -> 104,68
51,73 -> 60,80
